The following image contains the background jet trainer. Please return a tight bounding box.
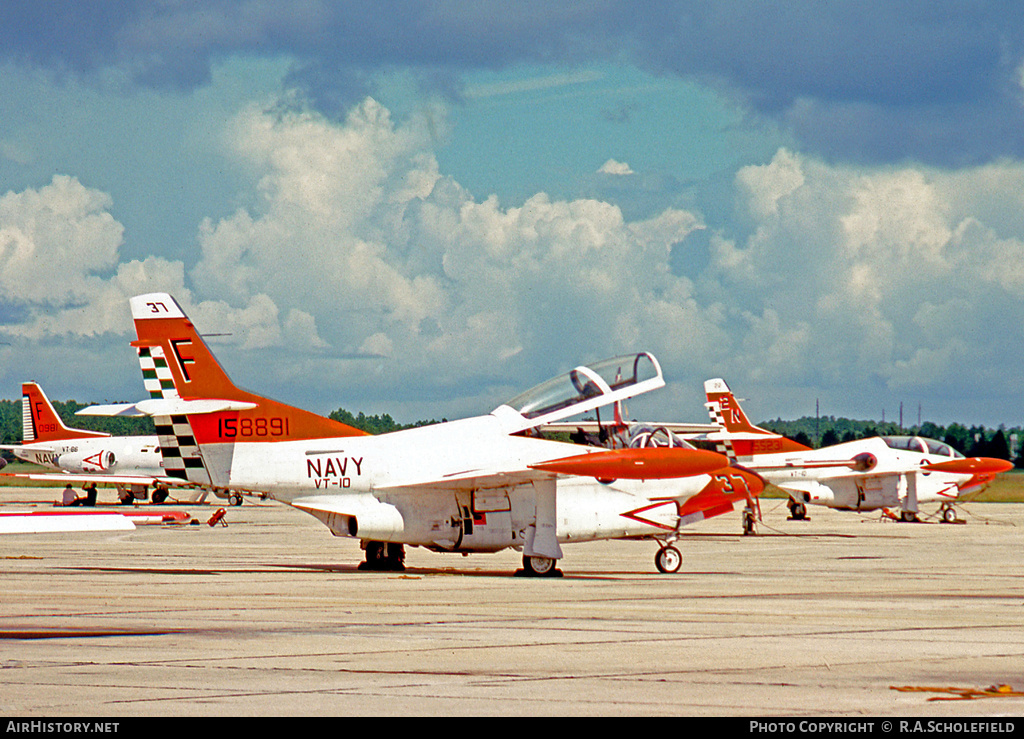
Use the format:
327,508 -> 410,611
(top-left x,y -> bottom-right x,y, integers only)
703,378 -> 1011,523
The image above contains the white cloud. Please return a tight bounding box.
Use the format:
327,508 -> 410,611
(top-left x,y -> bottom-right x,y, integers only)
190,100 -> 714,406
0,176 -> 122,304
4,98 -> 1024,427
704,148 -> 1024,420
196,99 -> 447,333
598,158 -> 634,176
736,147 -> 805,219
0,177 -> 188,343
0,175 -> 324,375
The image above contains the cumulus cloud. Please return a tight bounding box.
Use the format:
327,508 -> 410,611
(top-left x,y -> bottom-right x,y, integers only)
0,175 -> 122,304
194,99 -> 447,350
189,98 -> 714,406
0,178 -> 183,344
700,148 -> 1024,420
598,159 -> 634,176
0,175 -> 287,346
185,97 -> 1024,422
3,92 -> 1024,425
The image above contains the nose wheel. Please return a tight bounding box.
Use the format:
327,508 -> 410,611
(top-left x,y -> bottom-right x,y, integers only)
655,545 -> 682,574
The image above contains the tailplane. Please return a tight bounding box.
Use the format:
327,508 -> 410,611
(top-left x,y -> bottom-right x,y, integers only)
21,382 -> 108,444
704,378 -> 811,459
130,293 -> 367,444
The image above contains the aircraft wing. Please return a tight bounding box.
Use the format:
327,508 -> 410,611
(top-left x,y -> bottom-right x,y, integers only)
79,398 -> 259,417
371,446 -> 734,495
374,469 -> 545,495
675,470 -> 760,524
0,510 -> 137,535
620,465 -> 765,531
0,508 -> 193,535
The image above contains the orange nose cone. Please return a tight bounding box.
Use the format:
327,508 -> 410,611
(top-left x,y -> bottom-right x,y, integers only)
923,457 -> 1014,475
531,447 -> 731,480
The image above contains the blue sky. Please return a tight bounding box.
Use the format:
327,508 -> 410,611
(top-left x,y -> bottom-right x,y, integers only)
2,1 -> 1024,431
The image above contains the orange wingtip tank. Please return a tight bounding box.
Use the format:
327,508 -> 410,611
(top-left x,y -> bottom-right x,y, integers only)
923,457 -> 1014,475
530,447 -> 731,480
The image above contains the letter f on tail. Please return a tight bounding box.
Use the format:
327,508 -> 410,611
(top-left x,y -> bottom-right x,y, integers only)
129,293 -> 367,442
131,295 -> 235,401
21,382 -> 108,444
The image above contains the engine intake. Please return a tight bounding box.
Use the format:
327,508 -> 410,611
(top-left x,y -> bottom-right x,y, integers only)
851,452 -> 877,472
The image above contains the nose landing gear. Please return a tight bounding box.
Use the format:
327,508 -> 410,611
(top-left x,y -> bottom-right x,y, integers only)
654,545 -> 682,574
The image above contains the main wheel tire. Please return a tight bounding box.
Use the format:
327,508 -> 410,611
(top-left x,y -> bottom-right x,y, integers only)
385,543 -> 406,571
359,541 -> 388,570
522,555 -> 556,576
655,545 -> 682,574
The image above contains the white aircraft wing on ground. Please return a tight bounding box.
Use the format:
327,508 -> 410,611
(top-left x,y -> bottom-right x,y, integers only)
0,510 -> 137,535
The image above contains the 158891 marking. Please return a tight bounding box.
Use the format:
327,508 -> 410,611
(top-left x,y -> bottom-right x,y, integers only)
217,417 -> 291,438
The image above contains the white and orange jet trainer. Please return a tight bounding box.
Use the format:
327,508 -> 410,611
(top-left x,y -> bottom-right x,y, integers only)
702,378 -> 1013,523
0,382 -> 186,503
95,292 -> 766,575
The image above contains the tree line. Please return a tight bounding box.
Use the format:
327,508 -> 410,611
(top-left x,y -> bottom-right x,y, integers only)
2,396 -> 1020,468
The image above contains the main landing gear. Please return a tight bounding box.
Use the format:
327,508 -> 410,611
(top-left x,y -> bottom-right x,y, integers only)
518,555 -> 562,577
743,505 -> 757,535
359,541 -> 406,571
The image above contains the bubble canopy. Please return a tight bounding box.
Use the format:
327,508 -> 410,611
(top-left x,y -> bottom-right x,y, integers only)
881,436 -> 964,458
495,353 -> 664,432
